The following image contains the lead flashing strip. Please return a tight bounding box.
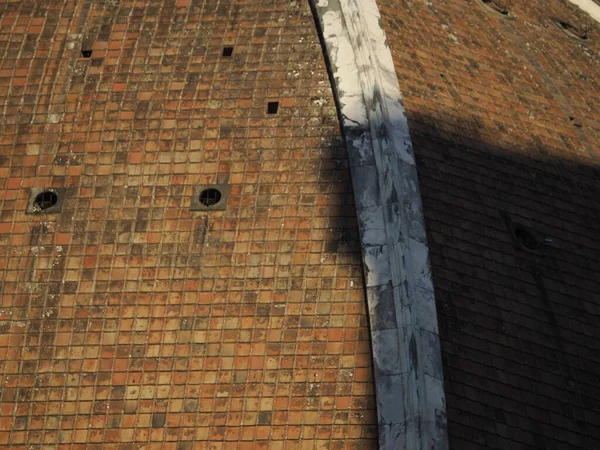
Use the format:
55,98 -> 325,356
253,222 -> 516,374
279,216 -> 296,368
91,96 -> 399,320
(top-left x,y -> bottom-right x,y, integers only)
310,0 -> 448,448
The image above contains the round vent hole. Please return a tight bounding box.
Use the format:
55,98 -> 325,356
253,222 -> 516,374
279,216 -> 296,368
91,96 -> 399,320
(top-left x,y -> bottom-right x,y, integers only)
199,188 -> 222,207
515,227 -> 539,251
34,191 -> 58,210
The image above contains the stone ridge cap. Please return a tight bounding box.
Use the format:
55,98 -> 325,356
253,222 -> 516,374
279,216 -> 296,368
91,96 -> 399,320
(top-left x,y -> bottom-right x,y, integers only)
310,0 -> 448,449
567,0 -> 600,23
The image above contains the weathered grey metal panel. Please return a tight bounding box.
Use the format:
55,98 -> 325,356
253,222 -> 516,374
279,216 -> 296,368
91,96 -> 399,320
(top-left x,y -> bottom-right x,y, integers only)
309,0 -> 449,448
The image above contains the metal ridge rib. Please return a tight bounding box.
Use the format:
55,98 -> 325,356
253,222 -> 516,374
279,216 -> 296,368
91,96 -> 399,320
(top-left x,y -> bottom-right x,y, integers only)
309,0 -> 449,448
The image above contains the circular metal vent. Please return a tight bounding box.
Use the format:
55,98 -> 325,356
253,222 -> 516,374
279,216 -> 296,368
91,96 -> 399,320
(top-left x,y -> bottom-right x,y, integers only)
34,191 -> 58,211
199,188 -> 222,207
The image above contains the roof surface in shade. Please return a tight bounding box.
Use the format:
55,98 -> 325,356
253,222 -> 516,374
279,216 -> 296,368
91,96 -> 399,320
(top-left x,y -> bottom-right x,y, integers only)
378,0 -> 600,448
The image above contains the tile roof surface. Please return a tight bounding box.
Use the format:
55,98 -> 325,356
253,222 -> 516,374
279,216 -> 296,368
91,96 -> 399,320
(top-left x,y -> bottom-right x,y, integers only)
1,0 -> 600,449
378,0 -> 600,448
0,0 -> 377,448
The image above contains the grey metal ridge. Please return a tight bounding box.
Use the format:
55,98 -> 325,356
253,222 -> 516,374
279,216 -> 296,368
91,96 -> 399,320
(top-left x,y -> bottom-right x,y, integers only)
309,0 -> 449,448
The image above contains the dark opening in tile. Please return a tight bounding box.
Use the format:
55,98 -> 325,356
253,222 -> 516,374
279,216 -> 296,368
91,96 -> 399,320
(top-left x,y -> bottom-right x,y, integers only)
81,50 -> 93,58
267,101 -> 279,114
222,46 -> 233,57
482,0 -> 508,15
190,185 -> 230,212
569,116 -> 582,127
35,191 -> 58,210
476,0 -> 510,17
499,211 -> 543,254
26,188 -> 66,215
554,18 -> 588,40
514,226 -> 540,251
199,188 -> 222,207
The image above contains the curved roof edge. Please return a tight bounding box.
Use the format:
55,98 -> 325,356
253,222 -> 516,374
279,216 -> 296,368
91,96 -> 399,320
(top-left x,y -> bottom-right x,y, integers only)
309,0 -> 449,448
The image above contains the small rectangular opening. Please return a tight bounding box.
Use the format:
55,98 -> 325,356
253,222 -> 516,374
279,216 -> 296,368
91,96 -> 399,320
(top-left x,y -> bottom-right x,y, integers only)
81,50 -> 93,58
222,46 -> 233,57
267,101 -> 279,114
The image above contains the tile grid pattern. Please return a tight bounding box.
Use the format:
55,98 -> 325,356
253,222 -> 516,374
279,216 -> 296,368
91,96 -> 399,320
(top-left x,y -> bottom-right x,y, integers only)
378,0 -> 600,449
0,0 -> 378,448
